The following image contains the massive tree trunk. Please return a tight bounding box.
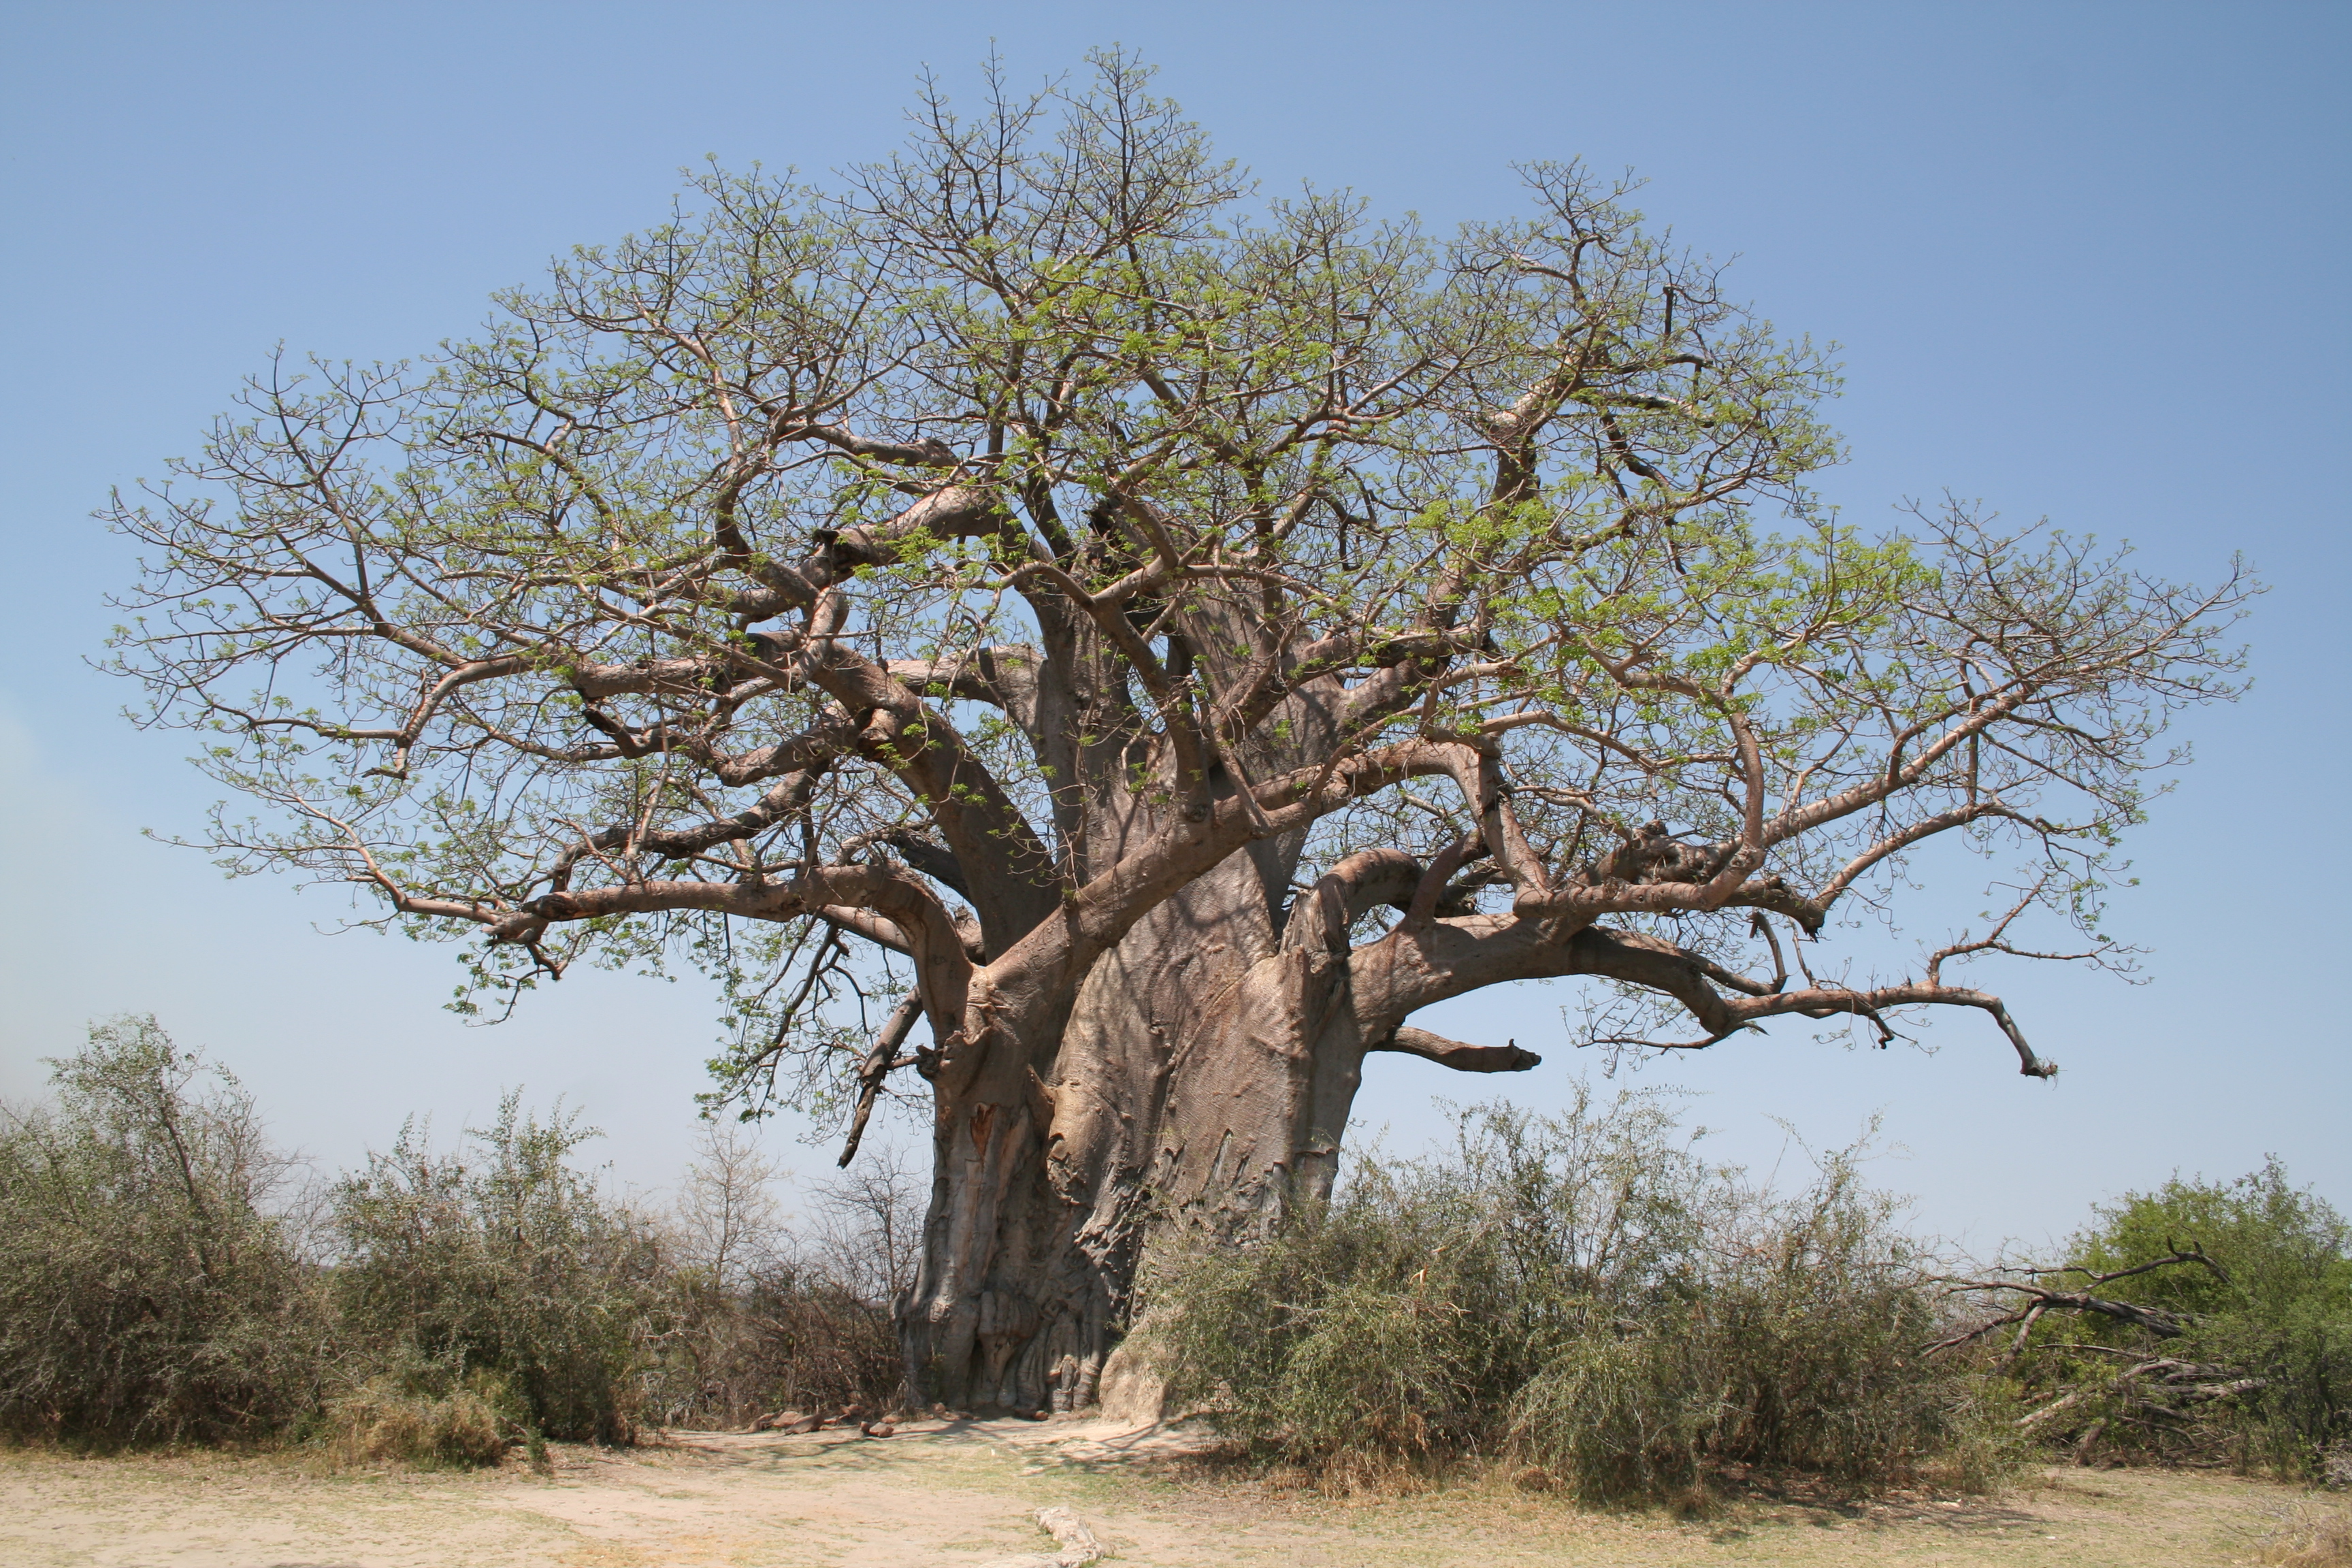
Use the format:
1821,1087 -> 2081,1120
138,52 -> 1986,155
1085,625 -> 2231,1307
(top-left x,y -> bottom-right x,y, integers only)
895,591 -> 1360,1410
896,800 -> 1538,1412
900,853 -> 1329,1412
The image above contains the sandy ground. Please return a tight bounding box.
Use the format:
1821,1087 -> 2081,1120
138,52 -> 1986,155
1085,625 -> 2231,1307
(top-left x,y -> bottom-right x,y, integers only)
0,1415 -> 2336,1568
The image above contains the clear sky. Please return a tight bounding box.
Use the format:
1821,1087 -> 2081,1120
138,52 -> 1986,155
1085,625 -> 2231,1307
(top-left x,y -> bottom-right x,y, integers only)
2,0 -> 2345,1251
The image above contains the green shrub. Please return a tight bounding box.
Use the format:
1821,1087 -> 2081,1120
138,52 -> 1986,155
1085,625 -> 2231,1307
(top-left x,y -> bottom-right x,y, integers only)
0,1017 -> 327,1445
2012,1159 -> 2352,1477
329,1094 -> 662,1443
1145,1088 -> 2006,1500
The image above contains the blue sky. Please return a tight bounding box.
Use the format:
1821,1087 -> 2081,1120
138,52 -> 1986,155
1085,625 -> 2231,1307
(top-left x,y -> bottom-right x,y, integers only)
2,1 -> 2345,1248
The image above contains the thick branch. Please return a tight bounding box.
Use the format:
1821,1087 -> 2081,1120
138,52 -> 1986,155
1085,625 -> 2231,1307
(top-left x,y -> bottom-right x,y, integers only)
1281,847 -> 1422,953
883,644 -> 1043,734
838,994 -> 925,1168
1371,1026 -> 1541,1074
1343,915 -> 2057,1079
503,863 -> 973,1026
802,647 -> 1060,953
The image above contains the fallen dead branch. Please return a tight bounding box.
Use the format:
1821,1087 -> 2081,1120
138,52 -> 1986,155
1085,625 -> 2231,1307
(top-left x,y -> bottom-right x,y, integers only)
1932,1243 -> 2266,1449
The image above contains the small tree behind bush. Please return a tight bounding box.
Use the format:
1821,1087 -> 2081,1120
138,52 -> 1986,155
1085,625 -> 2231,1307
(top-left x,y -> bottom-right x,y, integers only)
644,1129 -> 917,1428
0,1017 -> 325,1444
1145,1088 -> 2007,1500
728,1145 -> 921,1420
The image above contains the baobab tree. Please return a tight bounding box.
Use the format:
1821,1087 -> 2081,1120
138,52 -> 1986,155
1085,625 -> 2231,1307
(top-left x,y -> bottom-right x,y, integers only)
109,57 -> 2249,1413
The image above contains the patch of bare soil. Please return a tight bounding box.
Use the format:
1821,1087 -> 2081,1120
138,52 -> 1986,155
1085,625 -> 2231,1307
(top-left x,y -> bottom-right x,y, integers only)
0,1416 -> 2335,1568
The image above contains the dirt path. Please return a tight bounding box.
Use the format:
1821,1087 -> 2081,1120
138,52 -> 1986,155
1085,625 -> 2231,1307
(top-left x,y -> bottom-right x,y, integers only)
0,1416 -> 2330,1567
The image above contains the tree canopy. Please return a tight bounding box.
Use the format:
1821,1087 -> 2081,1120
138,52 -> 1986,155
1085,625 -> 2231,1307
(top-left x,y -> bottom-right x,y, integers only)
110,53 -> 2247,1140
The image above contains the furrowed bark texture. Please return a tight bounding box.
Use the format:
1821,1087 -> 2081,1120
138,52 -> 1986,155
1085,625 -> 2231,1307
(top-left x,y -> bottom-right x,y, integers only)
906,844 -> 1426,1413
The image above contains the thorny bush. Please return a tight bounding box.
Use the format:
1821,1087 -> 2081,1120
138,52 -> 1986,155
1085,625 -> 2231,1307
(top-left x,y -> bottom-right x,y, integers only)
0,1017 -> 327,1446
1,1019 -> 924,1457
327,1094 -> 667,1444
640,1127 -> 917,1428
1144,1087 -> 2013,1501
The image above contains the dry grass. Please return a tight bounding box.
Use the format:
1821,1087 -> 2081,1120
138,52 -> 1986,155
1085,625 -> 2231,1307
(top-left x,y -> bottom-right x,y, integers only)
2259,1497 -> 2352,1567
0,1425 -> 2332,1567
316,1377 -> 510,1469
